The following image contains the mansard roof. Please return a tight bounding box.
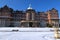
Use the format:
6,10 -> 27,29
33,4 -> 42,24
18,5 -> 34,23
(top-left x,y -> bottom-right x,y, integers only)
51,8 -> 56,10
48,8 -> 58,12
3,5 -> 9,8
0,5 -> 13,12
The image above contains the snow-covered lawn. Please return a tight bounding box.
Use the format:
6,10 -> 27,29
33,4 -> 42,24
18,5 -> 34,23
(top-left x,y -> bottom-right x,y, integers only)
0,27 -> 60,40
0,27 -> 56,32
0,32 -> 55,40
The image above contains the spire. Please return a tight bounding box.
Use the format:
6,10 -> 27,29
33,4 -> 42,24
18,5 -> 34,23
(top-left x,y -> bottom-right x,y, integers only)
27,4 -> 32,9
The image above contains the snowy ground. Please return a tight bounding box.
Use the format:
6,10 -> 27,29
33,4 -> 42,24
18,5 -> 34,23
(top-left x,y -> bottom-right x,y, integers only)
0,27 -> 60,40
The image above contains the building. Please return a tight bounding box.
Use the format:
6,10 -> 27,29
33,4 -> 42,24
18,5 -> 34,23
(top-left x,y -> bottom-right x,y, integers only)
47,8 -> 59,27
0,5 -> 59,27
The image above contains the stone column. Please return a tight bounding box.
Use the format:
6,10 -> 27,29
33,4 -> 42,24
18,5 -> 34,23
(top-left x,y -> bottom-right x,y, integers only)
26,13 -> 30,20
32,13 -> 35,20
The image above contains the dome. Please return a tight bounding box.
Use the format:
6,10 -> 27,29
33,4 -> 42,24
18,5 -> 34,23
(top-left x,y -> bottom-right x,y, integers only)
27,4 -> 32,9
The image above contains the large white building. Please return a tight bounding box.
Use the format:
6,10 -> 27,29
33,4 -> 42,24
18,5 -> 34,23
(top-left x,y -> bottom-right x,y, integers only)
0,5 -> 59,27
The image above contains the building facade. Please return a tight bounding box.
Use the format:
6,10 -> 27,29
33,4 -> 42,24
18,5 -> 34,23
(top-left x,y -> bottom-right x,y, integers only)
0,5 -> 59,27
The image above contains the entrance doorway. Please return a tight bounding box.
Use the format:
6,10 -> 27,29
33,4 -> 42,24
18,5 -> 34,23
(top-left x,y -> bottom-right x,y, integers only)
29,22 -> 33,27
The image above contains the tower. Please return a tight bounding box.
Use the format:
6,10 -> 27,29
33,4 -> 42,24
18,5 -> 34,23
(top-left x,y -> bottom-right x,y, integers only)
26,4 -> 35,20
47,8 -> 59,27
20,4 -> 40,27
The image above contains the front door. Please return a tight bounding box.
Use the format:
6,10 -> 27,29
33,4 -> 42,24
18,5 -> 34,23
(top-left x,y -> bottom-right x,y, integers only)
29,22 -> 33,27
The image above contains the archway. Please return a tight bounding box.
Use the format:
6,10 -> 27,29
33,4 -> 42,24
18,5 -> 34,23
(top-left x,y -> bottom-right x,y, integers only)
29,22 -> 33,27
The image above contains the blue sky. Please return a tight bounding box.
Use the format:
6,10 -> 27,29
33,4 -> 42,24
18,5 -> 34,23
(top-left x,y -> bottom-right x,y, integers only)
0,0 -> 60,18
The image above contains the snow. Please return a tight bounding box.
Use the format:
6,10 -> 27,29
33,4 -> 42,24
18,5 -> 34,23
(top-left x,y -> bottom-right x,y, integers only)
0,27 -> 60,40
0,27 -> 55,32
